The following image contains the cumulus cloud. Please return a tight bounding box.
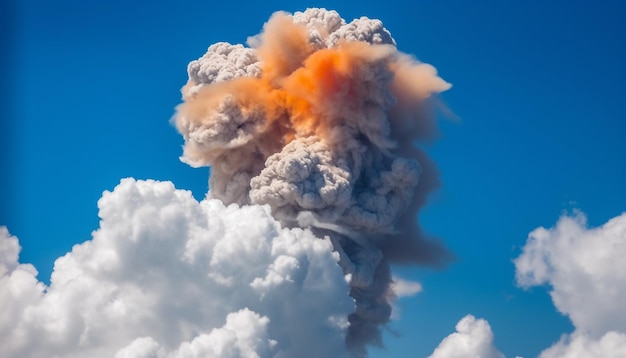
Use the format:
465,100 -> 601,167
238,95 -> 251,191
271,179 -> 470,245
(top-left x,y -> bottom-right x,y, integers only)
514,211 -> 626,357
428,315 -> 505,358
0,226 -> 20,275
172,309 -> 276,358
429,211 -> 626,358
538,331 -> 626,358
0,179 -> 355,358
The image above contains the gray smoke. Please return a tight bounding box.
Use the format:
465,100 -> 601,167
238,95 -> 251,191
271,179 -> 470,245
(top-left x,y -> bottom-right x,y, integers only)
174,8 -> 451,356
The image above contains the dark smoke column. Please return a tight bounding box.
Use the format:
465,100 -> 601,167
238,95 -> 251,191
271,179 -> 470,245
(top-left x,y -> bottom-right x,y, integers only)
174,8 -> 451,356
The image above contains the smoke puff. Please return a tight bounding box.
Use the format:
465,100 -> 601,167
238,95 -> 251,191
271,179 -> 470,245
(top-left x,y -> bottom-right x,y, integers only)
187,43 -> 261,95
0,179 -> 354,358
174,8 -> 451,353
327,17 -> 396,47
290,8 -> 344,49
250,136 -> 352,219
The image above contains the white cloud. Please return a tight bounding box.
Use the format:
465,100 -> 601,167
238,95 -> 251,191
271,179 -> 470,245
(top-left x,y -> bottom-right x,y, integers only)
115,337 -> 165,358
388,276 -> 422,320
428,314 -> 505,358
514,211 -> 626,357
0,178 -> 355,358
172,309 -> 276,358
0,226 -> 20,275
539,331 -> 626,358
428,211 -> 626,358
390,276 -> 422,298
0,227 -> 47,349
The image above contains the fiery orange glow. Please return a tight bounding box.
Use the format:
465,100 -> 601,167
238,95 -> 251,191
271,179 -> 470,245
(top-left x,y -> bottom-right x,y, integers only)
177,11 -> 448,155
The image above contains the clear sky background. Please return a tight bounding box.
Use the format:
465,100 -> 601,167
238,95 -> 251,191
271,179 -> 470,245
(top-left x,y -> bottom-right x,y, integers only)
2,1 -> 625,357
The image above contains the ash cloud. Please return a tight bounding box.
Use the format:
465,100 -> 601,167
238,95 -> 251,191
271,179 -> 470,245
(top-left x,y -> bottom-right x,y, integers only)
174,8 -> 451,354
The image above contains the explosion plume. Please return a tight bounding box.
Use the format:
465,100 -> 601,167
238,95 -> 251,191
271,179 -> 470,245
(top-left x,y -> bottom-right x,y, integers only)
175,8 -> 451,355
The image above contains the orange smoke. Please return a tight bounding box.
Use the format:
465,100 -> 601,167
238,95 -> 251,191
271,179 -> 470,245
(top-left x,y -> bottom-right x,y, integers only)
279,41 -> 397,135
256,12 -> 313,81
177,11 -> 445,153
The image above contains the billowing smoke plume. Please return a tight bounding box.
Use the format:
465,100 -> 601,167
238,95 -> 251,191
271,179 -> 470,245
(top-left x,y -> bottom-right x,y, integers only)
175,8 -> 451,354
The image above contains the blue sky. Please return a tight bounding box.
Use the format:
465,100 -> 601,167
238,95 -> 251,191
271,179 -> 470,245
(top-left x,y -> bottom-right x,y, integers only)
2,1 -> 625,357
